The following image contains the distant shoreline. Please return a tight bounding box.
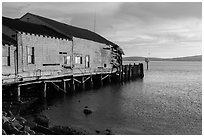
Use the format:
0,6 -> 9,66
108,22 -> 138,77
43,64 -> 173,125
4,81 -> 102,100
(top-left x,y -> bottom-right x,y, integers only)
123,60 -> 202,62
123,55 -> 202,62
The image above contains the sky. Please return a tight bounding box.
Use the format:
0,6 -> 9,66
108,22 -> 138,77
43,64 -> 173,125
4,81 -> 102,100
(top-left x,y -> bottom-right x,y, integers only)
2,2 -> 202,58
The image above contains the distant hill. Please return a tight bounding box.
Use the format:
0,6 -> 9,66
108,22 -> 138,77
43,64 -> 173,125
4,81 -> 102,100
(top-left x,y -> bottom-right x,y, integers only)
123,55 -> 202,62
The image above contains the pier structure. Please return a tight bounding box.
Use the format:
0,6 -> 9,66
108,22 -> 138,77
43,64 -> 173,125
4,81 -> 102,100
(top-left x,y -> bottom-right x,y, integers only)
2,13 -> 144,102
2,63 -> 144,101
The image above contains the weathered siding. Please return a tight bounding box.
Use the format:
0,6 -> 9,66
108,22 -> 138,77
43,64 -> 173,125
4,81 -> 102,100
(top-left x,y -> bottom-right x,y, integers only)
73,37 -> 112,73
17,32 -> 72,78
2,44 -> 16,75
2,25 -> 16,81
20,14 -> 113,74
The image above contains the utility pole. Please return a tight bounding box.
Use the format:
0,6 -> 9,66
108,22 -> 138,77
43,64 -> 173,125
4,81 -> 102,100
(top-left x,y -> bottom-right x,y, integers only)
93,11 -> 96,32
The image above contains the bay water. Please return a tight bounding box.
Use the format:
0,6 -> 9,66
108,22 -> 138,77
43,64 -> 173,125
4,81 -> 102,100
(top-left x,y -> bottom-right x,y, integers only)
41,61 -> 202,135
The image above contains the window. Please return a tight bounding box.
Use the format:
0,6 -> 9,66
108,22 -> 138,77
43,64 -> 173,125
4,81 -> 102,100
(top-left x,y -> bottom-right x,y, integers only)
85,55 -> 90,68
2,46 -> 10,66
27,47 -> 34,64
63,55 -> 71,66
75,56 -> 82,64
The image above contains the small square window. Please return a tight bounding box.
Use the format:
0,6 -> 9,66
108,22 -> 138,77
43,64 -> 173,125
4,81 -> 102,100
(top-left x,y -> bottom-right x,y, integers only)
75,56 -> 82,64
85,55 -> 90,68
63,56 -> 71,66
27,47 -> 34,64
2,46 -> 10,66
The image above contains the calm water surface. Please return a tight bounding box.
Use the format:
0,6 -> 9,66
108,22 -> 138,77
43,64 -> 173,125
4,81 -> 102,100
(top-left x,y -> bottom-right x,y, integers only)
41,61 -> 202,135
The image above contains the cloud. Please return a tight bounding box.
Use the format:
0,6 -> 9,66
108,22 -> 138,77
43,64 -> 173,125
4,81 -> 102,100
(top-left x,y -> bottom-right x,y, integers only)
2,2 -> 202,58
3,2 -> 121,17
118,2 -> 201,21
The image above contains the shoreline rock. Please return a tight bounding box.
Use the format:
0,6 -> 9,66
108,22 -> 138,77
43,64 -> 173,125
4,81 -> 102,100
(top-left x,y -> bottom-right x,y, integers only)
2,110 -> 90,135
3,101 -> 114,135
83,106 -> 93,115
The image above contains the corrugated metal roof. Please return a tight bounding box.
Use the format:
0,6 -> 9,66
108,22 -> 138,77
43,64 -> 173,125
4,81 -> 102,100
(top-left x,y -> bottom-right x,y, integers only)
2,33 -> 17,45
2,16 -> 71,40
21,13 -> 124,54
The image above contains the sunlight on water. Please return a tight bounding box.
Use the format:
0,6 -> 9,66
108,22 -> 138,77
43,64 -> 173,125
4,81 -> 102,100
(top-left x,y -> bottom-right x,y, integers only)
42,61 -> 202,135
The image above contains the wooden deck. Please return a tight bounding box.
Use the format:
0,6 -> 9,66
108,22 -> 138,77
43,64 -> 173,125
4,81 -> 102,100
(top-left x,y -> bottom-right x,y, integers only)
2,63 -> 144,102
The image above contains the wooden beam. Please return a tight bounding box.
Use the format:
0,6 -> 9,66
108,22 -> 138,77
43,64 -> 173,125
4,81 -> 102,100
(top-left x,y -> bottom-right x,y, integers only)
51,82 -> 67,93
83,76 -> 90,83
19,81 -> 42,86
102,74 -> 109,80
73,78 -> 81,83
44,80 -> 62,83
63,78 -> 71,82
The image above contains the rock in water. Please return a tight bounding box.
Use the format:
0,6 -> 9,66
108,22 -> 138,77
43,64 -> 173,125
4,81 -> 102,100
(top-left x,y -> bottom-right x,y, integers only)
95,130 -> 100,134
83,109 -> 92,115
2,129 -> 7,135
15,116 -> 27,125
105,129 -> 111,135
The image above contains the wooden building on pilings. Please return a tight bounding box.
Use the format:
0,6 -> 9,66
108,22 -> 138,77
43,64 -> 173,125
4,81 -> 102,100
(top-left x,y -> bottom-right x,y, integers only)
2,14 -> 143,102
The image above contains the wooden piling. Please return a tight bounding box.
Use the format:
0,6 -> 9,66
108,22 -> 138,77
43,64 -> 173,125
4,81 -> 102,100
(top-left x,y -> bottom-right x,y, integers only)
72,77 -> 75,91
90,75 -> 93,88
129,64 -> 132,79
109,74 -> 111,84
63,80 -> 67,93
139,63 -> 144,78
132,64 -> 137,78
127,65 -> 130,80
119,65 -> 122,82
121,65 -> 124,82
124,65 -> 127,81
17,85 -> 21,101
100,74 -> 103,87
82,77 -> 85,90
43,82 -> 47,98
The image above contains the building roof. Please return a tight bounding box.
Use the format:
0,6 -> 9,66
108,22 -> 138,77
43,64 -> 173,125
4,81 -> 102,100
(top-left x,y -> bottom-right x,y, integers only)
22,13 -> 116,45
2,33 -> 17,45
20,13 -> 124,54
2,16 -> 71,40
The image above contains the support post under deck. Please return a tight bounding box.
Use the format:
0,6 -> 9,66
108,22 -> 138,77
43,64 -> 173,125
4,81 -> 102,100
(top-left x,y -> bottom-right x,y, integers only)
17,86 -> 21,102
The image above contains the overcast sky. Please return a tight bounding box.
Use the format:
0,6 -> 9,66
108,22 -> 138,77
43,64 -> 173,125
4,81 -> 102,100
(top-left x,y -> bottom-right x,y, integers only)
2,2 -> 202,58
